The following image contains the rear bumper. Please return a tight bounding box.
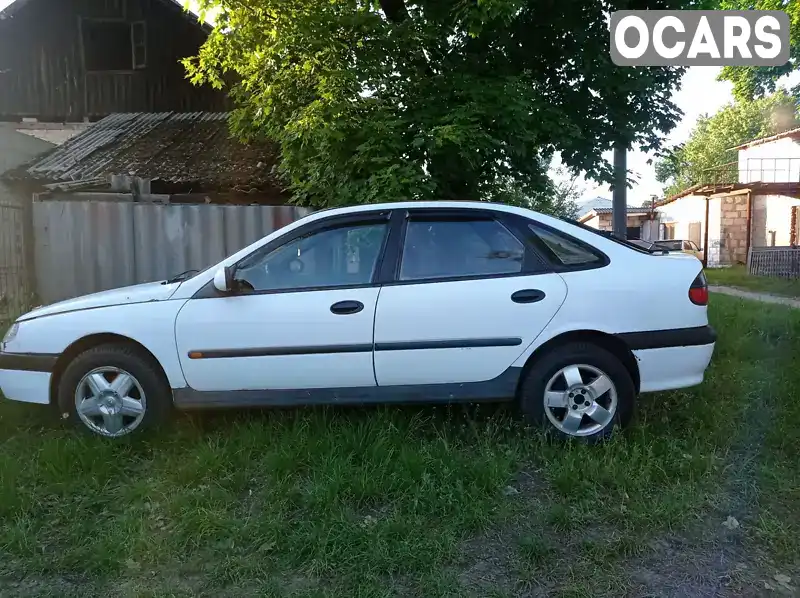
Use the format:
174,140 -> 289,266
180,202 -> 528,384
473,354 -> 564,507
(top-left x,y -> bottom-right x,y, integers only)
618,325 -> 716,393
0,352 -> 57,405
634,342 -> 715,393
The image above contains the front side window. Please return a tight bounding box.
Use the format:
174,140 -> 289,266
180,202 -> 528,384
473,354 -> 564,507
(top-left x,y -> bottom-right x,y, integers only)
528,223 -> 604,267
399,218 -> 525,281
234,222 -> 388,292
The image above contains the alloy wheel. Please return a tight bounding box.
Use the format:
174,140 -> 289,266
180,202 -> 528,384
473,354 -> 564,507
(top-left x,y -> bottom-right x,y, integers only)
74,366 -> 147,437
543,363 -> 618,437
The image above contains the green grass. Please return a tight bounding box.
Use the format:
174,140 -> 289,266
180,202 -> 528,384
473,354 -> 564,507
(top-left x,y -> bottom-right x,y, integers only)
706,265 -> 800,298
0,295 -> 798,596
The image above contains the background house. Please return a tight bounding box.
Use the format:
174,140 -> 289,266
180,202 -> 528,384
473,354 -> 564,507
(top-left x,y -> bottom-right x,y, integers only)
579,129 -> 800,269
0,0 -> 226,204
0,0 -> 224,122
578,206 -> 659,241
0,0 -> 309,310
575,196 -> 611,219
1,111 -> 304,304
653,129 -> 800,267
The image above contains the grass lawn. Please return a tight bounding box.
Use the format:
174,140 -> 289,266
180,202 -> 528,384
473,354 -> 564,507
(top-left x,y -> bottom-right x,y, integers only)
1,294 -> 799,597
706,265 -> 800,298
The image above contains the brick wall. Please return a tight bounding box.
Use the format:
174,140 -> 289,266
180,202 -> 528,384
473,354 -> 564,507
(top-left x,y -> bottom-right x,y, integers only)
719,194 -> 749,265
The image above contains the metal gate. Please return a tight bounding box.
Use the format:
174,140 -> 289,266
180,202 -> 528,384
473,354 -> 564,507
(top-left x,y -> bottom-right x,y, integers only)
0,199 -> 31,322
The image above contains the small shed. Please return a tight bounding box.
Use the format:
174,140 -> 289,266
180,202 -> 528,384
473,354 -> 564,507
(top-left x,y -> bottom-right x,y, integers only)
1,112 -> 309,304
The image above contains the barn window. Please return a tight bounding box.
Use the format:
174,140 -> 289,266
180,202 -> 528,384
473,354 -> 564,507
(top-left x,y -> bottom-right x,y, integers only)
81,20 -> 147,71
132,21 -> 147,69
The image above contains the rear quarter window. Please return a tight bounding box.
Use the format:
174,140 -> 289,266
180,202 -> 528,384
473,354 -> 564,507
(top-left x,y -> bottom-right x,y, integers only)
526,223 -> 606,268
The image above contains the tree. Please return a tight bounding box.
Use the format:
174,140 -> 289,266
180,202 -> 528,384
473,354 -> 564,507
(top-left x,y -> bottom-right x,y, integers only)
717,0 -> 800,102
654,90 -> 798,197
186,0 -> 710,211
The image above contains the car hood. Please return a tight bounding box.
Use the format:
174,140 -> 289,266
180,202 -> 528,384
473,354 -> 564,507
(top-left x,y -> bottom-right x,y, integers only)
18,280 -> 183,321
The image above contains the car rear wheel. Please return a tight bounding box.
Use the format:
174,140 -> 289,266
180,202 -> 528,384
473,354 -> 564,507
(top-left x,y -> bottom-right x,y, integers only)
58,344 -> 172,438
518,342 -> 635,442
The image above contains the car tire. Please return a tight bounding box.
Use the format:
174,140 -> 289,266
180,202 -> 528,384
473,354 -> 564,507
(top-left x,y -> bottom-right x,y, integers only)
518,342 -> 635,443
57,343 -> 172,439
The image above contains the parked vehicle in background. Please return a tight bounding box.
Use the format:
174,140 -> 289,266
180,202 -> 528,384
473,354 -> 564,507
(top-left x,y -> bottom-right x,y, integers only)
629,239 -> 656,251
0,201 -> 716,443
653,239 -> 704,262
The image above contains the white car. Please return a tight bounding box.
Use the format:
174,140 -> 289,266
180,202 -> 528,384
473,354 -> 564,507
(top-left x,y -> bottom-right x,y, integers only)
0,201 -> 716,442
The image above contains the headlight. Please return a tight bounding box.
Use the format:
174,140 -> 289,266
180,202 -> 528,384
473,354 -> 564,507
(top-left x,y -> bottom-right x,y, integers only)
3,323 -> 19,346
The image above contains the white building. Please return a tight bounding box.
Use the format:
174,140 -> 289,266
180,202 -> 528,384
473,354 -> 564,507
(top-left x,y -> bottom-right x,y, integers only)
580,128 -> 800,267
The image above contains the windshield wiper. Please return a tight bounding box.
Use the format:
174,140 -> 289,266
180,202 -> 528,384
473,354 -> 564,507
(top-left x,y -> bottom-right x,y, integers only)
163,269 -> 199,284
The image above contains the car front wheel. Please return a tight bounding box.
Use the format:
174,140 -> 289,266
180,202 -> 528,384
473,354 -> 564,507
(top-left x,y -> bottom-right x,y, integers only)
518,342 -> 635,442
58,344 -> 172,438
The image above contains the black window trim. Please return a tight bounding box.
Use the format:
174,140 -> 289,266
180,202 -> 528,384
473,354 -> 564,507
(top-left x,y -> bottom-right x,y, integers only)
374,207 -> 550,287
193,206 -> 615,300
192,210 -> 393,299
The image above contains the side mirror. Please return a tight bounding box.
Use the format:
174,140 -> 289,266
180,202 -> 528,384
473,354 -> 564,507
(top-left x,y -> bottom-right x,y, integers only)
213,266 -> 235,293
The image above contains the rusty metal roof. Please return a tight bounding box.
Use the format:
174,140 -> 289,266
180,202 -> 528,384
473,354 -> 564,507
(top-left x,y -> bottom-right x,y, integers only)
5,112 -> 282,193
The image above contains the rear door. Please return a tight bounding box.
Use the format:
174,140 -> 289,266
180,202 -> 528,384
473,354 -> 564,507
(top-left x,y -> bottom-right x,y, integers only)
372,209 -> 568,386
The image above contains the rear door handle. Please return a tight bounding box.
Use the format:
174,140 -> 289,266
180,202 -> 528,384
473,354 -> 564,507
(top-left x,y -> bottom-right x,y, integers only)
511,289 -> 546,304
330,300 -> 364,315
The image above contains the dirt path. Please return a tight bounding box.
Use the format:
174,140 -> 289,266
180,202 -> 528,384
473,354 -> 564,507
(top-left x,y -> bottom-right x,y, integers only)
710,285 -> 800,309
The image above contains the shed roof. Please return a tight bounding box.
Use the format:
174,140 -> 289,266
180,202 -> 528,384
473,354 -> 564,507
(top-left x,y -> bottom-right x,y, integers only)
730,127 -> 800,151
3,112 -> 283,194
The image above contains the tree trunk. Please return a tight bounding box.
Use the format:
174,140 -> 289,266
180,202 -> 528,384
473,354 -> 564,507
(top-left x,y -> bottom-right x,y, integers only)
379,0 -> 408,23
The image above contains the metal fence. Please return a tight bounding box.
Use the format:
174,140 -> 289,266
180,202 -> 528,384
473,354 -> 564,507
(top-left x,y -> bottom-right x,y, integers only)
702,158 -> 800,186
748,246 -> 800,279
33,197 -> 309,304
0,198 -> 32,320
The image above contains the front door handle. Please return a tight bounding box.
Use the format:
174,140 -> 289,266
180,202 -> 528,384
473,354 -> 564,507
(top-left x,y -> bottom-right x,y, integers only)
330,300 -> 364,315
511,289 -> 546,304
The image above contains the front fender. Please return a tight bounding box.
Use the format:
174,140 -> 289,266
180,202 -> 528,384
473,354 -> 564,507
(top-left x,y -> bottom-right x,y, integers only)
6,300 -> 189,390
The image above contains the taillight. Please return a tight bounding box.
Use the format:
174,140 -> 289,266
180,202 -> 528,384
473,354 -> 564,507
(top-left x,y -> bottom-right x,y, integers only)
689,271 -> 708,306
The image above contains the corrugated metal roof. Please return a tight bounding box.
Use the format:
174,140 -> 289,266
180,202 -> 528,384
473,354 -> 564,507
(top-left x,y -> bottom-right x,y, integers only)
5,112 -> 282,193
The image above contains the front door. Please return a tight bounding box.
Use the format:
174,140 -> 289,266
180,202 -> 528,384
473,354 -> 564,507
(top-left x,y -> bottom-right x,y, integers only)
174,215 -> 390,392
373,212 -> 568,386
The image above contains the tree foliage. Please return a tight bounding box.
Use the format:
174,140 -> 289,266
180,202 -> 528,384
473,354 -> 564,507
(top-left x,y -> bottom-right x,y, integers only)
717,0 -> 800,102
186,0 -> 709,212
654,90 -> 799,197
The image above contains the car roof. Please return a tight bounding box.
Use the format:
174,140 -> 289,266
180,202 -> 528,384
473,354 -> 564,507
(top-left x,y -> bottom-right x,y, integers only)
306,200 -> 559,225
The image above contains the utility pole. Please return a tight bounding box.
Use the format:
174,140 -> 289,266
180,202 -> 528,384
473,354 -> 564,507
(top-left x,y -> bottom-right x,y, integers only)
612,141 -> 627,240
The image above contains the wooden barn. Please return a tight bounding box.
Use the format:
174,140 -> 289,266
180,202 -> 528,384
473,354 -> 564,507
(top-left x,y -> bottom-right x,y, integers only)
0,0 -> 225,121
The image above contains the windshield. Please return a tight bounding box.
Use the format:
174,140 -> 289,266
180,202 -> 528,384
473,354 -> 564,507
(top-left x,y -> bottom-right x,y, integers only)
654,240 -> 684,251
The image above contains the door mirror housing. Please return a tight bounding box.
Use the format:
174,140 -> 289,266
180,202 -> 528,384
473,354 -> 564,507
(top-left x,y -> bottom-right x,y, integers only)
213,266 -> 235,293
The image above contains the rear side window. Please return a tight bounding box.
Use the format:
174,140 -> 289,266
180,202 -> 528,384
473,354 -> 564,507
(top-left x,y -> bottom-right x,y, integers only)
399,218 -> 525,281
527,223 -> 604,268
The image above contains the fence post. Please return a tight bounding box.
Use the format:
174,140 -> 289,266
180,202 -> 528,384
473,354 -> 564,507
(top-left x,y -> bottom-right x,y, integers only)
22,191 -> 37,308
746,245 -> 752,275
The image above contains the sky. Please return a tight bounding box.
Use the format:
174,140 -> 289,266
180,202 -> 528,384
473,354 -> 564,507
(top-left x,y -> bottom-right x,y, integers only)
0,0 -> 795,202
571,67 -> 800,204
574,66 -> 736,203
